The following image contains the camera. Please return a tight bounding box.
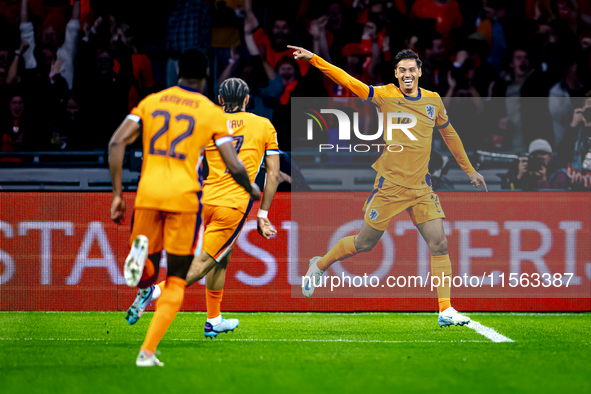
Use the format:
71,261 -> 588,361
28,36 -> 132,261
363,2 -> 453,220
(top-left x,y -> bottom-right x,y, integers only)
582,107 -> 591,123
527,156 -> 544,172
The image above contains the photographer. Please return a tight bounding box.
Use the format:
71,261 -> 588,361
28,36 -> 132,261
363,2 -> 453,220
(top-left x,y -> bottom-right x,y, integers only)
509,139 -> 566,190
559,99 -> 591,190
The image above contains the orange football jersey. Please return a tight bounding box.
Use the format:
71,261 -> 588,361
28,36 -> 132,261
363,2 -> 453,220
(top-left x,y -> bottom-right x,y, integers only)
309,55 -> 475,189
128,86 -> 231,213
369,84 -> 475,188
202,111 -> 279,212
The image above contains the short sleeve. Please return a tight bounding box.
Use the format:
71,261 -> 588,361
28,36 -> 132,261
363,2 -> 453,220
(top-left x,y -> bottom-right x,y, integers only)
211,106 -> 232,147
127,99 -> 146,125
265,121 -> 280,155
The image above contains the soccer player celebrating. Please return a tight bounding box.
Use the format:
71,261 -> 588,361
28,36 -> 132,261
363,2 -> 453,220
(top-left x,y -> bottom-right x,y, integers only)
125,77 -> 282,338
109,52 -> 260,367
289,45 -> 487,327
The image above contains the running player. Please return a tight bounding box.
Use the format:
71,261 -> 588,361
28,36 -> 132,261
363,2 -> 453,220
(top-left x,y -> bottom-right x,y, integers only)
125,78 -> 281,338
288,45 -> 487,327
109,51 -> 260,367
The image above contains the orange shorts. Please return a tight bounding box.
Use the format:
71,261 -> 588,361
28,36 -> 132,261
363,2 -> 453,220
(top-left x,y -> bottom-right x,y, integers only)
362,175 -> 445,231
129,208 -> 203,256
202,201 -> 253,262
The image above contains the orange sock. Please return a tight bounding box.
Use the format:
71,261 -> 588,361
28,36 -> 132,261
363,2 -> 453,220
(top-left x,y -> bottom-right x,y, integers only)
431,254 -> 452,312
206,289 -> 223,319
317,236 -> 358,271
141,276 -> 186,353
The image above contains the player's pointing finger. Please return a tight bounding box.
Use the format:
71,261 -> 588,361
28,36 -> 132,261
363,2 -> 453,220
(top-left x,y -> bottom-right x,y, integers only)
482,178 -> 488,192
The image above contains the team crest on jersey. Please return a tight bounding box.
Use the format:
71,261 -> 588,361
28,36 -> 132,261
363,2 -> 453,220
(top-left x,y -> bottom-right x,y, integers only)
369,209 -> 379,221
425,104 -> 436,119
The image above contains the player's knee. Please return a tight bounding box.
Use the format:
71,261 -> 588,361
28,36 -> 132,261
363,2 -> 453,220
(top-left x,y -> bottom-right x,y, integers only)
429,238 -> 448,255
192,261 -> 209,279
356,237 -> 378,253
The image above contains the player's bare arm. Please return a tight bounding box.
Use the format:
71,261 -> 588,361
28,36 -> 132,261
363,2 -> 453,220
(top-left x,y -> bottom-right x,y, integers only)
257,154 -> 280,239
108,118 -> 141,223
217,140 -> 261,201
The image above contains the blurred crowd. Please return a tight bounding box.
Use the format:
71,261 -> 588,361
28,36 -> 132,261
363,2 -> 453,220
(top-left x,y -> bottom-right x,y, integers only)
1,0 -> 590,189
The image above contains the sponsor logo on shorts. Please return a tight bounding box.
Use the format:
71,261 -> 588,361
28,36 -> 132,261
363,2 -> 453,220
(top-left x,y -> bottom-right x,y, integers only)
369,209 -> 379,221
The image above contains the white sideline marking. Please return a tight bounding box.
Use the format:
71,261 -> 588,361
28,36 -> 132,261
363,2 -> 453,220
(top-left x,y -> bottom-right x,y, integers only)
467,321 -> 514,343
0,337 -> 491,344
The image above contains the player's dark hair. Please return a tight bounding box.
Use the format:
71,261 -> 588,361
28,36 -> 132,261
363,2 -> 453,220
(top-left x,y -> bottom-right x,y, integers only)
178,49 -> 209,80
394,49 -> 422,69
219,78 -> 250,112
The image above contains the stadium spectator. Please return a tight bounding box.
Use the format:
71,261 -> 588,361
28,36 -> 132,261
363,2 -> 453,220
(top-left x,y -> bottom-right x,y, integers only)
410,0 -> 463,50
0,0 -> 589,178
341,18 -> 388,85
50,96 -> 88,151
15,42 -> 70,141
211,0 -> 244,81
0,41 -> 29,85
442,51 -> 486,152
110,23 -> 155,110
418,30 -> 451,95
463,32 -> 498,98
308,12 -> 364,97
308,15 -> 331,62
558,98 -> 591,190
550,0 -> 582,36
507,139 -> 566,190
494,47 -> 553,153
273,56 -> 301,151
217,2 -> 283,122
322,1 -> 355,68
253,14 -> 310,76
1,91 -> 42,160
0,41 -> 30,86
74,25 -> 135,150
19,0 -> 80,90
164,0 -> 212,88
476,0 -> 508,75
0,47 -> 8,85
548,47 -> 591,148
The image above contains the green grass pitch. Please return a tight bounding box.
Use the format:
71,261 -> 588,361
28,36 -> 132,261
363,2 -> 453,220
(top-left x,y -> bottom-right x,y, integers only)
1,312 -> 590,393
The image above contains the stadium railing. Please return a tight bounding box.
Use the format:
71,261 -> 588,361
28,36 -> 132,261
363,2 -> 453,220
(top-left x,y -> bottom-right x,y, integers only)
0,150 -> 141,191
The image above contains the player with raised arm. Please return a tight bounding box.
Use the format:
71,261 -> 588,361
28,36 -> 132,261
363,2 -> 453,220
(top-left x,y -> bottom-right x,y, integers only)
289,45 -> 487,327
125,77 -> 282,338
109,51 -> 260,367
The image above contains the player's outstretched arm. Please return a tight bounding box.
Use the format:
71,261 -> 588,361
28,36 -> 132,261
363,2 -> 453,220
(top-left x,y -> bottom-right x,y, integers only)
218,141 -> 261,201
288,45 -> 371,99
438,124 -> 487,192
257,154 -> 280,239
469,172 -> 488,191
108,118 -> 141,223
